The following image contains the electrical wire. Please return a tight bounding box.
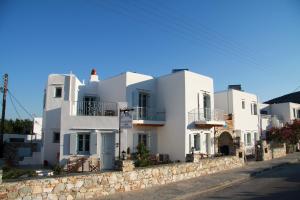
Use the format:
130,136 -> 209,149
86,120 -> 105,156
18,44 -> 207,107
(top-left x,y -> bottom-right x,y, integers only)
8,92 -> 22,119
7,90 -> 35,120
92,0 -> 271,72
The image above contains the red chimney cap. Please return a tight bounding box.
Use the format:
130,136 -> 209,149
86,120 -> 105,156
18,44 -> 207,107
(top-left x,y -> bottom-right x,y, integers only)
91,69 -> 97,75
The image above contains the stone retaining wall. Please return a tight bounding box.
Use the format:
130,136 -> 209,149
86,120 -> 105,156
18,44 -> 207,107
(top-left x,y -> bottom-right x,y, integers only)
0,156 -> 244,200
262,141 -> 286,161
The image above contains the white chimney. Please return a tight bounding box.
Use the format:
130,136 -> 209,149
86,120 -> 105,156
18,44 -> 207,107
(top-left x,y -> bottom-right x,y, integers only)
90,68 -> 99,82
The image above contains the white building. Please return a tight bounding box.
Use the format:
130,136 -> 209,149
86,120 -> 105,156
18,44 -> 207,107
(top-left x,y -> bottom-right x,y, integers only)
259,102 -> 300,139
3,117 -> 42,143
261,102 -> 300,124
42,69 -> 225,169
214,85 -> 260,155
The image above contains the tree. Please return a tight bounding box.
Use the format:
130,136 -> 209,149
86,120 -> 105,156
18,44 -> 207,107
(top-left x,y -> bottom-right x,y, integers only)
0,118 -> 33,134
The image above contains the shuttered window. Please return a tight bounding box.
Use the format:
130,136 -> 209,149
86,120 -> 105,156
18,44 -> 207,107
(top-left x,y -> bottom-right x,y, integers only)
78,133 -> 90,155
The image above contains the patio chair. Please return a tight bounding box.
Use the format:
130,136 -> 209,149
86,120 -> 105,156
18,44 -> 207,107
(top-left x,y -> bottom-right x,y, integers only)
67,156 -> 86,173
149,154 -> 159,165
89,157 -> 100,172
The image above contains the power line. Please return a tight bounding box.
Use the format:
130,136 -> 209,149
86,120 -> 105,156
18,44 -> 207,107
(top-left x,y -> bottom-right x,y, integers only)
93,0 -> 271,72
7,90 -> 35,120
8,92 -> 22,119
127,0 -> 271,71
143,0 -> 268,66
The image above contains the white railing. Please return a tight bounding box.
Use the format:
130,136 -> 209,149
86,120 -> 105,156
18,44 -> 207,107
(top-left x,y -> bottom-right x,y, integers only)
188,108 -> 224,123
73,101 -> 118,116
132,107 -> 165,121
261,114 -> 284,128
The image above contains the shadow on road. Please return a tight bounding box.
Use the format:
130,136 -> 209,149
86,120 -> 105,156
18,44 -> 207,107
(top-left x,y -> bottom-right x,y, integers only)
202,163 -> 300,200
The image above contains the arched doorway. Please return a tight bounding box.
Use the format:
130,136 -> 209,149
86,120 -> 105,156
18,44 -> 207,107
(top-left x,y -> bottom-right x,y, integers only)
218,132 -> 234,155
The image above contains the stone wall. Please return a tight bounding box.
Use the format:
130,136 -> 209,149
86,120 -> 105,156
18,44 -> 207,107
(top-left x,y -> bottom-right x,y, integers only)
0,156 -> 244,200
262,141 -> 286,161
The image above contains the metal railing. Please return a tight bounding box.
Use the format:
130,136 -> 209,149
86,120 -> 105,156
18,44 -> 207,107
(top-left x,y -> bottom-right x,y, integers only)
73,101 -> 118,116
188,108 -> 224,123
261,114 -> 284,128
132,107 -> 165,121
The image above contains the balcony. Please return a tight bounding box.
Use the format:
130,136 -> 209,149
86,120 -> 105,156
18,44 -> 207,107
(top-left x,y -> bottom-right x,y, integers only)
73,101 -> 118,116
188,108 -> 225,128
261,114 -> 284,128
132,107 -> 165,126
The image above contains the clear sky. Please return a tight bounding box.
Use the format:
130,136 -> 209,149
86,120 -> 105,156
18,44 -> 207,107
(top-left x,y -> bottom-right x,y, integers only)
1,0 -> 300,119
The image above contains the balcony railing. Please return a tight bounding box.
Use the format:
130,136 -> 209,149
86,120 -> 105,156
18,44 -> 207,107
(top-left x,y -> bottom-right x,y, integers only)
73,101 -> 118,116
188,108 -> 225,124
261,114 -> 284,128
132,107 -> 165,121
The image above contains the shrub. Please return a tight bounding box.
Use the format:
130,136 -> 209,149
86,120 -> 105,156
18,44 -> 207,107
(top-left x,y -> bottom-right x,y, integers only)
134,143 -> 151,167
2,167 -> 37,180
53,164 -> 64,175
266,120 -> 300,145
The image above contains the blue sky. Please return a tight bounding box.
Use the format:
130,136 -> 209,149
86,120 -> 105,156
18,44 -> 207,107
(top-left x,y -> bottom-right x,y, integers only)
1,0 -> 300,119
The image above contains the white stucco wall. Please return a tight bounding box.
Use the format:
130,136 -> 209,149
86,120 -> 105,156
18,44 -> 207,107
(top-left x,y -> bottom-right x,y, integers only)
269,102 -> 300,124
32,117 -> 42,141
42,70 -> 226,164
42,74 -> 69,165
215,89 -> 259,150
184,71 -> 215,156
156,72 -> 186,161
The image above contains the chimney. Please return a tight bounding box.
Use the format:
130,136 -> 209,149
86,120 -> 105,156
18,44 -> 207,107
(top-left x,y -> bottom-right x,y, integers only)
172,68 -> 189,73
90,68 -> 99,82
228,84 -> 242,91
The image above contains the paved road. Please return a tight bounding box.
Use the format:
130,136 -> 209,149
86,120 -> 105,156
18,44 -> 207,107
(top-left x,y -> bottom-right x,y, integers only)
188,163 -> 300,200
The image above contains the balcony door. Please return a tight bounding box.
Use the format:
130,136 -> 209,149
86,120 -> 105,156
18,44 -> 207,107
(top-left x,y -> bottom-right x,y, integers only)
138,92 -> 149,119
84,96 -> 97,116
203,94 -> 211,120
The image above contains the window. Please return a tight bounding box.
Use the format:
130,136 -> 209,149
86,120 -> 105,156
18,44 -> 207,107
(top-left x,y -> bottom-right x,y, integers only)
203,94 -> 211,119
194,134 -> 201,151
53,132 -> 60,143
244,133 -> 252,146
293,108 -> 296,118
253,103 -> 257,115
242,100 -> 245,109
138,134 -> 148,147
297,110 -> 300,119
54,87 -> 62,98
78,133 -> 90,154
138,92 -> 150,119
251,103 -> 257,115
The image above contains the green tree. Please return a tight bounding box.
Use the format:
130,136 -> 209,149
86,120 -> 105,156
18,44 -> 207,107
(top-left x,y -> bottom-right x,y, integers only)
0,118 -> 33,134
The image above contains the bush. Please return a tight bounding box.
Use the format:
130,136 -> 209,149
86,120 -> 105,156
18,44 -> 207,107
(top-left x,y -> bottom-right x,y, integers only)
2,166 -> 37,180
134,143 -> 151,167
53,164 -> 64,175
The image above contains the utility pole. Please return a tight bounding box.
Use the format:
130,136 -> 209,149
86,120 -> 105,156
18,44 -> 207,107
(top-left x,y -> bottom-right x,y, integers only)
0,74 -> 8,158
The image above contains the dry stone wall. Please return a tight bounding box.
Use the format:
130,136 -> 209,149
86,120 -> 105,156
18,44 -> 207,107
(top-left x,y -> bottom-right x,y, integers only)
0,156 -> 244,200
262,141 -> 286,161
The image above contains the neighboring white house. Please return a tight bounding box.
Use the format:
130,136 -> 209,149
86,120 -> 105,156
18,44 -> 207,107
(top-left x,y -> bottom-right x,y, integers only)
42,69 -> 225,168
259,102 -> 300,139
214,85 -> 260,155
261,102 -> 300,124
3,117 -> 42,143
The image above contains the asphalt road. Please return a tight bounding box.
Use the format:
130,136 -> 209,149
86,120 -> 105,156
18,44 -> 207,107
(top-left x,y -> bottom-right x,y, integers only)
188,163 -> 300,200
